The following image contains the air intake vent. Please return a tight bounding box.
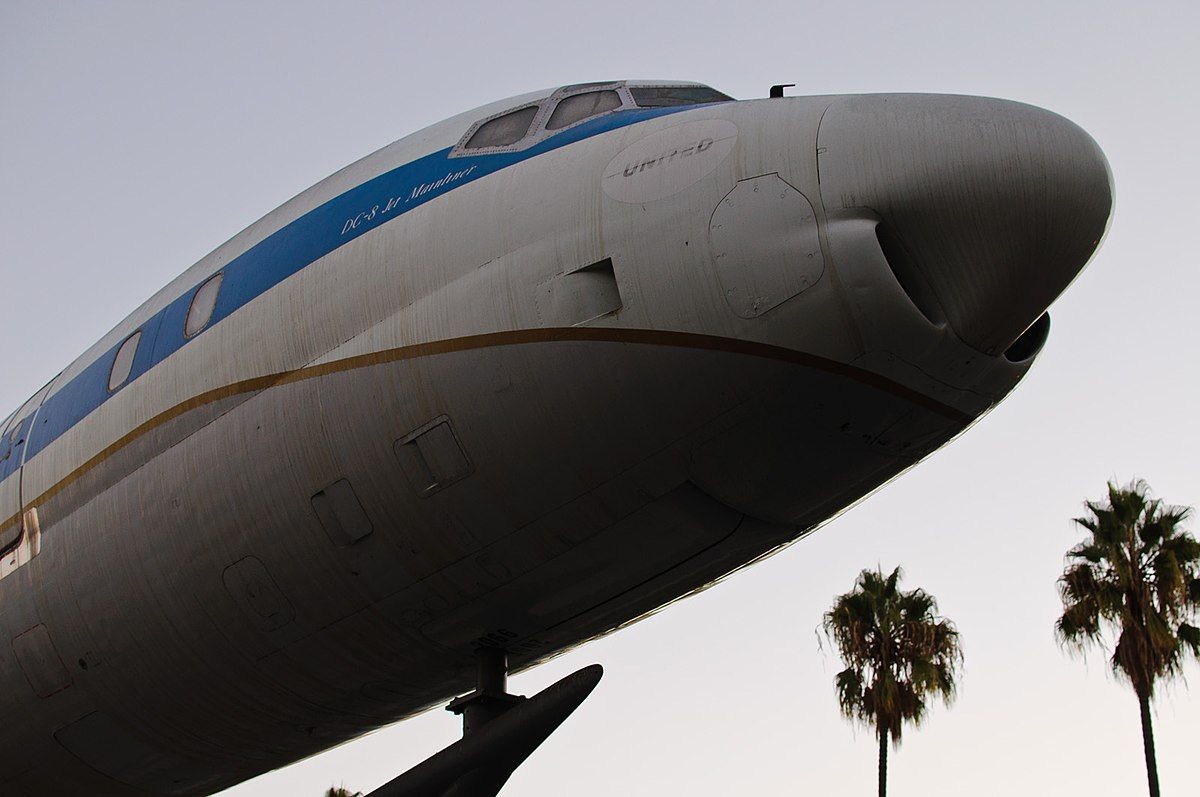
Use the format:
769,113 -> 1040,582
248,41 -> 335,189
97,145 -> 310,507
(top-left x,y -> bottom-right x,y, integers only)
875,223 -> 944,325
535,258 -> 622,326
1004,313 -> 1051,362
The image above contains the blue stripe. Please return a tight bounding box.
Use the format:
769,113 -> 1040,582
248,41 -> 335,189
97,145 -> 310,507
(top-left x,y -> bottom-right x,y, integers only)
0,415 -> 32,482
15,105 -> 697,468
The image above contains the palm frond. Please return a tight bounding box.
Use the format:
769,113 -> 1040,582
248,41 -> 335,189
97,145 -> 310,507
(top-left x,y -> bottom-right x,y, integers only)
1057,480 -> 1200,699
1178,623 -> 1200,656
821,566 -> 961,748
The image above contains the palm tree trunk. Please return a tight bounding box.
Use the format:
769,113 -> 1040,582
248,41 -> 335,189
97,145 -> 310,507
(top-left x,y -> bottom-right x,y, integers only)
878,727 -> 888,797
1138,690 -> 1160,797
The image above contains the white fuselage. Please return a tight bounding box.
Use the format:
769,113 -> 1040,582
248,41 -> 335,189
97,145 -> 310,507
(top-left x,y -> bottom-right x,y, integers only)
0,82 -> 1111,795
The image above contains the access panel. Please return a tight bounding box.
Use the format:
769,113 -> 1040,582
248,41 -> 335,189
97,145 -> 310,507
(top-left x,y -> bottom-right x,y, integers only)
709,173 -> 824,318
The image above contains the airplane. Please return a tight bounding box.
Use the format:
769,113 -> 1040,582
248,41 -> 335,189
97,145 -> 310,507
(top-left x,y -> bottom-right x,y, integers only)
0,80 -> 1112,796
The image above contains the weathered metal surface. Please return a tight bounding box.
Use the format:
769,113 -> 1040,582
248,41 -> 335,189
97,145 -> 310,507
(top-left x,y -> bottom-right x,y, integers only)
0,81 -> 1111,795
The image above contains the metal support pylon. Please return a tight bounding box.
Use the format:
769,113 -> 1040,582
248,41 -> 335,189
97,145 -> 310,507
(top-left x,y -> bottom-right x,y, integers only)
446,648 -> 526,736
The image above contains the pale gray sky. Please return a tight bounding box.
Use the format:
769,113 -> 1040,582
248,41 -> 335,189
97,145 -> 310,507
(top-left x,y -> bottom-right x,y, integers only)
2,1 -> 1198,795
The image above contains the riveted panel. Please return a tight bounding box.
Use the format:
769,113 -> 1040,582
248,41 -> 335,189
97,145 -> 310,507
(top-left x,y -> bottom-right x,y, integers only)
222,556 -> 295,632
12,624 -> 72,698
709,174 -> 824,318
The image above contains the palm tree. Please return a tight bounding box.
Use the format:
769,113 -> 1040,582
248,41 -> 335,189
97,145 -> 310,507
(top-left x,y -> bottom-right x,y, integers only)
1056,480 -> 1200,797
324,787 -> 361,797
821,566 -> 961,797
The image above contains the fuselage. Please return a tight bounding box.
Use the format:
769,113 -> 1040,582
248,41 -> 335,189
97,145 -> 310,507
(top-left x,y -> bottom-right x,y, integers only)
0,81 -> 1112,795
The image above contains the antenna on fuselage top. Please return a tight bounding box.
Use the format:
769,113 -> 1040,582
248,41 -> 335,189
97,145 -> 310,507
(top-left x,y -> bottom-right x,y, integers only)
770,83 -> 795,98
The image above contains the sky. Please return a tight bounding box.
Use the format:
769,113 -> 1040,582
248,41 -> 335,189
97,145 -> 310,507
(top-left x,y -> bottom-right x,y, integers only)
2,1 -> 1198,795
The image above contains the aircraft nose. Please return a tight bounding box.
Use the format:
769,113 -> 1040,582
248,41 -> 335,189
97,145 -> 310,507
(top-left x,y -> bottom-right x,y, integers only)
817,94 -> 1113,355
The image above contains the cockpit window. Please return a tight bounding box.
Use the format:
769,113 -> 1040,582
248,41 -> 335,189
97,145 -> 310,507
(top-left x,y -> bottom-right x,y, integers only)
630,86 -> 733,108
464,106 -> 539,150
546,90 -> 623,131
453,83 -> 735,159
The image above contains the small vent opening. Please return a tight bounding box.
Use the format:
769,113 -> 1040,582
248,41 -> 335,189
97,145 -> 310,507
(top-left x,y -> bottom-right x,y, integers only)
1004,313 -> 1051,362
875,223 -> 944,325
534,257 -> 622,325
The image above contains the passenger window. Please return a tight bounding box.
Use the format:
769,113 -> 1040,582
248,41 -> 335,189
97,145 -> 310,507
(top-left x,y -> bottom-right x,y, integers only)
630,86 -> 733,107
464,106 -> 539,150
546,90 -> 622,131
108,331 -> 141,391
185,272 -> 223,338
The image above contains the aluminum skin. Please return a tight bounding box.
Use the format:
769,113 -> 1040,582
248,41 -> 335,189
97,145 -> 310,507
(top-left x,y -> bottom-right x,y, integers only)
0,81 -> 1112,795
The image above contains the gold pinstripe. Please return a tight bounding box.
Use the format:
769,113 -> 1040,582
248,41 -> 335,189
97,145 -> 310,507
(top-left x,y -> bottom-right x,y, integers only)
0,327 -> 971,533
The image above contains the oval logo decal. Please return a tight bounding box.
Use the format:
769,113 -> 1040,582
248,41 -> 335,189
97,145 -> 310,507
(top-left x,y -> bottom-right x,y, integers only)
602,119 -> 738,204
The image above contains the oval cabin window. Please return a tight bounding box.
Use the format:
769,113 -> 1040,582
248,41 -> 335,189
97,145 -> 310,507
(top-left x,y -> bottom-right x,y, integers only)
108,331 -> 141,392
185,272 -> 223,338
546,90 -> 622,130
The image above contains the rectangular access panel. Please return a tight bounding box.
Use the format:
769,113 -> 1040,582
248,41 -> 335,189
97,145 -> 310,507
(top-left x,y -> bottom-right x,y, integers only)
394,416 -> 474,498
311,478 -> 374,546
